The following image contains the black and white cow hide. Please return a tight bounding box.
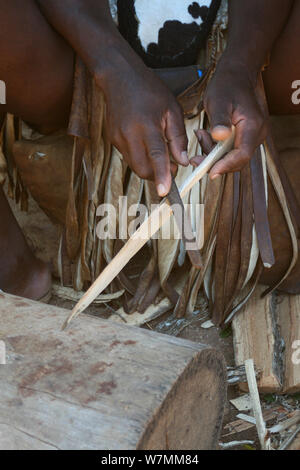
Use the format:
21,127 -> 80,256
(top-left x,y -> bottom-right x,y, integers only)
117,0 -> 221,68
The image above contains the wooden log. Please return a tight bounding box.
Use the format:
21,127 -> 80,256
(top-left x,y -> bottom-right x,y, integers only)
0,293 -> 227,450
232,285 -> 283,393
276,294 -> 300,394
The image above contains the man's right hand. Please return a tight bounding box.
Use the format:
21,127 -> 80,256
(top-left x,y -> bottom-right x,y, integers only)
99,64 -> 189,197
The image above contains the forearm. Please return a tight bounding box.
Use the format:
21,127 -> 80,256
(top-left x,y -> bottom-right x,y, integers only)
222,0 -> 294,79
36,0 -> 146,88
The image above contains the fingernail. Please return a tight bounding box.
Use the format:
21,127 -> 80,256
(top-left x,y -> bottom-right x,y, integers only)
212,126 -> 231,140
181,151 -> 189,164
157,183 -> 167,197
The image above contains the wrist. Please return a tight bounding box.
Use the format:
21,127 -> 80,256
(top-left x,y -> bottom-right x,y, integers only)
94,40 -> 149,95
216,51 -> 261,88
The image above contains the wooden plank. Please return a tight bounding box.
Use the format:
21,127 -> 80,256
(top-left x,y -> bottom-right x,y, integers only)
277,294 -> 300,394
232,285 -> 283,393
0,293 -> 227,450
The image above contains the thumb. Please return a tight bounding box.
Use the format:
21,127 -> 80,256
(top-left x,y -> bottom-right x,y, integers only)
205,98 -> 233,142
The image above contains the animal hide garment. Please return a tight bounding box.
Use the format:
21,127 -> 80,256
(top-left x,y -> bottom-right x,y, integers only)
117,0 -> 221,67
109,0 -> 118,24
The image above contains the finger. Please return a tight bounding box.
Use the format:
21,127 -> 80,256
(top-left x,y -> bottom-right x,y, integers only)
205,97 -> 233,141
210,149 -> 248,179
171,162 -> 178,177
209,118 -> 264,178
144,130 -> 172,197
126,139 -> 154,181
165,108 -> 189,166
194,129 -> 215,155
190,155 -> 206,167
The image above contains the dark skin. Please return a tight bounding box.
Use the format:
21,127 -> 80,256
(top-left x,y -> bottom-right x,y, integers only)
0,0 -> 74,133
0,0 -> 299,299
0,186 -> 51,299
205,0 -> 298,178
39,0 -> 190,197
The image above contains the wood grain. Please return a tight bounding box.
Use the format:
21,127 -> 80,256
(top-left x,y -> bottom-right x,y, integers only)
232,286 -> 283,393
0,293 -> 227,450
277,294 -> 300,393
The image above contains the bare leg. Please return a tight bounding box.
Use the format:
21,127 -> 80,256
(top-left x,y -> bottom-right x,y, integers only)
0,0 -> 74,134
0,0 -> 74,297
0,187 -> 51,299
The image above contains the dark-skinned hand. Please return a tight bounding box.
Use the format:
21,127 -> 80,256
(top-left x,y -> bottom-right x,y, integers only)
203,60 -> 268,179
101,65 -> 189,197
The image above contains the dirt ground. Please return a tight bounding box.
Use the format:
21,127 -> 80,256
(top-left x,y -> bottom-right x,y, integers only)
7,189 -> 300,450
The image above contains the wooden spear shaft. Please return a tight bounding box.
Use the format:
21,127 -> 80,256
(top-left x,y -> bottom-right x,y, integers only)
63,132 -> 235,329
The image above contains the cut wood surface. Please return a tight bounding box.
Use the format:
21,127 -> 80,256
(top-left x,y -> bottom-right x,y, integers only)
232,286 -> 283,393
232,286 -> 300,394
0,293 -> 227,450
277,294 -> 300,394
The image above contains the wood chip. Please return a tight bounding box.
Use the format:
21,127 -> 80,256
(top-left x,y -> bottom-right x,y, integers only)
111,298 -> 172,326
219,440 -> 254,449
230,395 -> 253,412
201,320 -> 214,329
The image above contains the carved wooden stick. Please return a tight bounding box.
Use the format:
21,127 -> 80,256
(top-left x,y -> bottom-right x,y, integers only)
63,132 -> 235,329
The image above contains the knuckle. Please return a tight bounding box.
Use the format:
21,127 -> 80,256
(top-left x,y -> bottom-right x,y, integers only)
246,115 -> 267,144
248,116 -> 262,130
246,106 -> 266,129
227,151 -> 249,171
148,147 -> 165,162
